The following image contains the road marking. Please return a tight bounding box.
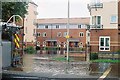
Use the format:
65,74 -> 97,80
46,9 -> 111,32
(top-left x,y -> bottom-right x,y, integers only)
99,66 -> 111,80
12,76 -> 39,79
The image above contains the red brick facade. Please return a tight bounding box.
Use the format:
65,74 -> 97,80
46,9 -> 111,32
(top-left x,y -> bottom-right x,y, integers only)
36,18 -> 90,48
90,29 -> 119,52
36,29 -> 87,48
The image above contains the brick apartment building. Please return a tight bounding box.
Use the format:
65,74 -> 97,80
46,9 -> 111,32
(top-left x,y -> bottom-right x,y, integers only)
88,0 -> 120,52
36,18 -> 90,49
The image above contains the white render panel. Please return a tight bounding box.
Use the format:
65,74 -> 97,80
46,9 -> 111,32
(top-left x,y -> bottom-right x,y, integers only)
24,2 -> 37,42
91,1 -> 118,29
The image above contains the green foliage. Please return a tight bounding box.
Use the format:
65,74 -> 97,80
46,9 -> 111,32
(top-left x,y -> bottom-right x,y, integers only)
52,57 -> 74,61
2,2 -> 28,22
44,47 -> 60,50
24,46 -> 36,54
117,50 -> 120,53
90,52 -> 98,60
91,59 -> 120,63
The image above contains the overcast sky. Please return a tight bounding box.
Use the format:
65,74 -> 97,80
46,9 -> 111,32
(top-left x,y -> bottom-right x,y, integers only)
32,0 -> 90,19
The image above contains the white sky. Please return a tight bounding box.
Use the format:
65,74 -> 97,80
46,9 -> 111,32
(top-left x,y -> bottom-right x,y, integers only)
32,0 -> 90,19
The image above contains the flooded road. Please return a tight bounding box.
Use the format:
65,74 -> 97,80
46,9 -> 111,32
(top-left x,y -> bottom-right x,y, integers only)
21,50 -> 120,79
36,50 -> 86,61
23,54 -> 89,76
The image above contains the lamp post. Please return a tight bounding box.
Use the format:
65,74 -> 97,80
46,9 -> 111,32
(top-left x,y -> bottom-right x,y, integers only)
66,0 -> 70,61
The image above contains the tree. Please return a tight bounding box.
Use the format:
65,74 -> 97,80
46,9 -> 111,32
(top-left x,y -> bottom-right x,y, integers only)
2,2 -> 28,22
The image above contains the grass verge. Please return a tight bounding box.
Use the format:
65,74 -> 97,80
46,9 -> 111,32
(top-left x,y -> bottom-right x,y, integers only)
51,57 -> 74,61
91,59 -> 120,63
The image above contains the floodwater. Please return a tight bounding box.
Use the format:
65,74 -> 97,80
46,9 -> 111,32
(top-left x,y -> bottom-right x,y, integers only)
36,50 -> 86,61
23,54 -> 89,76
22,50 -> 119,78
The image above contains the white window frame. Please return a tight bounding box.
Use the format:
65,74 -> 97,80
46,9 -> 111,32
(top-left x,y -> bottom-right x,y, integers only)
37,32 -> 41,37
91,16 -> 102,25
63,32 -> 67,37
96,16 -> 101,25
57,32 -> 62,37
43,32 -> 47,37
78,25 -> 81,29
110,15 -> 117,23
79,32 -> 84,37
45,25 -> 48,29
56,25 -> 59,29
99,36 -> 110,51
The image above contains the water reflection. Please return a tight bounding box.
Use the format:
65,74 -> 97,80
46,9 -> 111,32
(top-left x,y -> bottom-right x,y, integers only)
36,50 -> 86,61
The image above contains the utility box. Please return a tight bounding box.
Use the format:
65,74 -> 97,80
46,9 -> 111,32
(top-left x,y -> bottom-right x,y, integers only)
2,41 -> 11,68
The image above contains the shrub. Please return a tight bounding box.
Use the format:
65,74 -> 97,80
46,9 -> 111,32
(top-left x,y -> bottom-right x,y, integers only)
117,50 -> 120,54
90,52 -> 98,60
24,46 -> 36,54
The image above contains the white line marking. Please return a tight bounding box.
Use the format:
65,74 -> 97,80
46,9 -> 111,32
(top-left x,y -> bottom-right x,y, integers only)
99,66 -> 111,79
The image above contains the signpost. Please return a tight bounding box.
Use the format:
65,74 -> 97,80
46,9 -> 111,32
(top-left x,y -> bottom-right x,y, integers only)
66,0 -> 70,61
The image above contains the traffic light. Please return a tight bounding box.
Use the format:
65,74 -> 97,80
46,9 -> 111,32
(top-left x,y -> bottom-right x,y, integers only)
2,24 -> 11,41
2,24 -> 21,41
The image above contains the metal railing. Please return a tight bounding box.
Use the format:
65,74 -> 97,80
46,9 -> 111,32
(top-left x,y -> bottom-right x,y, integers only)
90,24 -> 103,29
88,3 -> 103,9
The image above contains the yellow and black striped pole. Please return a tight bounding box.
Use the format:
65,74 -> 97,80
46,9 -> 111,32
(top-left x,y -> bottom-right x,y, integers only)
14,34 -> 20,48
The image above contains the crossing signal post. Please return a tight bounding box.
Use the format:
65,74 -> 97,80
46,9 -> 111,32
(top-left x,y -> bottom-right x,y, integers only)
2,24 -> 23,67
2,15 -> 24,67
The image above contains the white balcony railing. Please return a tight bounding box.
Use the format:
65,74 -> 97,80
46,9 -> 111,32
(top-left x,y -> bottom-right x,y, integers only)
90,3 -> 103,8
90,24 -> 103,29
88,3 -> 103,11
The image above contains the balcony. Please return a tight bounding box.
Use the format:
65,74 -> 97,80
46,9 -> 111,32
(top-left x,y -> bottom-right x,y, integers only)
88,3 -> 103,11
90,24 -> 103,30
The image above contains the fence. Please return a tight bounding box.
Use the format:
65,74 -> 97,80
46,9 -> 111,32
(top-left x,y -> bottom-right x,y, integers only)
98,52 -> 120,59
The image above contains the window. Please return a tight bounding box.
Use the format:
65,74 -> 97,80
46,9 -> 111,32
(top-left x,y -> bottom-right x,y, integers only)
45,25 -> 48,29
78,25 -> 81,28
92,16 -> 101,25
25,27 -> 27,34
56,25 -> 59,29
33,29 -> 36,34
57,32 -> 62,37
110,16 -> 117,23
79,32 -> 84,37
79,42 -> 83,48
87,33 -> 90,36
37,41 -> 40,46
92,16 -> 102,28
43,32 -> 47,37
63,32 -> 67,37
37,32 -> 41,37
99,36 -> 110,51
96,16 -> 101,25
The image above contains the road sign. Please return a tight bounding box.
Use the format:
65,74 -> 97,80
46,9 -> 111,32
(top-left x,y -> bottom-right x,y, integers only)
66,35 -> 69,39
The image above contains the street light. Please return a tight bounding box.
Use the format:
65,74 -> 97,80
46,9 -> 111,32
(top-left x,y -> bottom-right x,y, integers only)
66,0 -> 70,61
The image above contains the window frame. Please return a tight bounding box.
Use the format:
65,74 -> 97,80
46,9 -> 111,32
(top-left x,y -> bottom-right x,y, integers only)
63,32 -> 67,37
79,32 -> 84,37
56,25 -> 59,29
96,16 -> 101,25
37,32 -> 41,37
43,32 -> 47,37
57,32 -> 62,37
99,36 -> 110,51
78,25 -> 81,29
110,15 -> 117,24
92,16 -> 102,25
45,25 -> 48,29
